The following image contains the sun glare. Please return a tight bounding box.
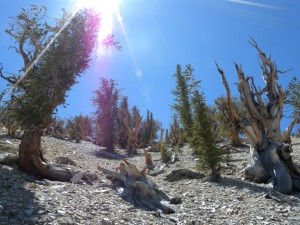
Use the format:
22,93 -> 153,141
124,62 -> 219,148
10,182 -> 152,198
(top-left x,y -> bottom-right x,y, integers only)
75,0 -> 122,55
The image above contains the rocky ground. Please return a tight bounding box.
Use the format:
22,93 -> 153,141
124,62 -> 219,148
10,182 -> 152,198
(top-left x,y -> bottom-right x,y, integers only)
1,126 -> 300,225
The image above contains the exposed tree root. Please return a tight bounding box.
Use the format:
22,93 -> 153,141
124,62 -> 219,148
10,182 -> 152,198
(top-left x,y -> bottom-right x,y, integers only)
18,130 -> 97,184
245,143 -> 300,194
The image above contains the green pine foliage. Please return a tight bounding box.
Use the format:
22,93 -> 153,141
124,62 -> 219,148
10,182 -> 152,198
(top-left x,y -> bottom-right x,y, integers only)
140,110 -> 159,145
188,71 -> 222,180
171,64 -> 193,141
2,6 -> 100,129
286,77 -> 300,117
159,141 -> 172,163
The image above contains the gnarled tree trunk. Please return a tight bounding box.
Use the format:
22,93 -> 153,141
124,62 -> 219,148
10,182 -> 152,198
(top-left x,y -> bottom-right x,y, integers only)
217,39 -> 300,195
19,130 -> 74,181
98,160 -> 181,213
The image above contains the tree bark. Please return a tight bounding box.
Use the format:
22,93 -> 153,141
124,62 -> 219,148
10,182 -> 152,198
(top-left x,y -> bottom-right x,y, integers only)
19,130 -> 74,181
217,39 -> 300,195
143,149 -> 155,170
98,160 -> 181,214
230,127 -> 242,147
244,143 -> 300,194
282,117 -> 299,144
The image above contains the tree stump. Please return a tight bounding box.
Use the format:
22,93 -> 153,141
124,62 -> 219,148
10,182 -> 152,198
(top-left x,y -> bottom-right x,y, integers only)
98,160 -> 181,214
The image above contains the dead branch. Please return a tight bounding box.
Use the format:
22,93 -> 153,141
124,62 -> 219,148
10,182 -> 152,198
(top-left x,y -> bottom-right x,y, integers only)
98,160 -> 181,214
282,117 -> 299,143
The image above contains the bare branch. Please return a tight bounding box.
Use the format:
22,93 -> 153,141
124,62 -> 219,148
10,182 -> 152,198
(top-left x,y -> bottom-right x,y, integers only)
0,64 -> 16,85
215,62 -> 240,126
282,117 -> 299,144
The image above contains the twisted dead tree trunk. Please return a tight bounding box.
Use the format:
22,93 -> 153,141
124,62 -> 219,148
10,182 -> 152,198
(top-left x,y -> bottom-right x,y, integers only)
216,39 -> 300,194
98,160 -> 181,213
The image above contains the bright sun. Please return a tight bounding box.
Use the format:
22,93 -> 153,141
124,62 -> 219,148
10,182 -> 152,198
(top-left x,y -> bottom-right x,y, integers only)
74,0 -> 121,54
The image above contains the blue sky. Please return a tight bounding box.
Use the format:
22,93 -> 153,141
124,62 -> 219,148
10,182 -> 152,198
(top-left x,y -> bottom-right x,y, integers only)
0,0 -> 299,131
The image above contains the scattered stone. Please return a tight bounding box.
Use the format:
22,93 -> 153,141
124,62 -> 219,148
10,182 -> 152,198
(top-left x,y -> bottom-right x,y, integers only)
57,209 -> 66,216
1,131 -> 300,225
55,156 -> 77,166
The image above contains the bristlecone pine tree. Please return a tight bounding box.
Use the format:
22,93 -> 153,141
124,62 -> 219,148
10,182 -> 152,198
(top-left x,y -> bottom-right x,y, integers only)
171,64 -> 193,142
117,96 -> 130,148
0,6 -> 100,181
140,110 -> 159,147
168,115 -> 183,147
66,114 -> 93,143
93,77 -> 120,151
188,68 -> 222,180
216,39 -> 300,195
119,104 -> 142,154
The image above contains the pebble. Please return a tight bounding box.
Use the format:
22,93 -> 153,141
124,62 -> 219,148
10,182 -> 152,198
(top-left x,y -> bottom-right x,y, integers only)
1,133 -> 300,224
57,209 -> 66,216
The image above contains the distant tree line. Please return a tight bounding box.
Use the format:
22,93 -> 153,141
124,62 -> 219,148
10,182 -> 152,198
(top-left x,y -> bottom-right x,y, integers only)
38,77 -> 160,154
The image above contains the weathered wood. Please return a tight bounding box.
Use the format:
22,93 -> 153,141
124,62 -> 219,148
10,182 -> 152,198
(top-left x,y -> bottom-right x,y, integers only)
98,160 -> 181,214
215,64 -> 242,147
217,39 -> 300,194
143,149 -> 155,170
119,108 -> 142,155
18,130 -> 95,183
282,117 -> 299,144
164,169 -> 205,182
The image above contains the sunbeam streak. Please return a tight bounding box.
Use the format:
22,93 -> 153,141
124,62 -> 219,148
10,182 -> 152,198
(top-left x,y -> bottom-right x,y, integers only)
8,8 -> 80,96
117,11 -> 143,78
227,0 -> 280,10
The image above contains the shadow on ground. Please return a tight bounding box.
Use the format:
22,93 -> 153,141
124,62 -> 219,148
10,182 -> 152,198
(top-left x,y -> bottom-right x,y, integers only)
0,165 -> 44,225
91,148 -> 145,160
217,177 -> 268,193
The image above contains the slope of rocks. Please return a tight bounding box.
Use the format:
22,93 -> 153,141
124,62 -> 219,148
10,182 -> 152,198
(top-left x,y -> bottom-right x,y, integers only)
1,127 -> 300,225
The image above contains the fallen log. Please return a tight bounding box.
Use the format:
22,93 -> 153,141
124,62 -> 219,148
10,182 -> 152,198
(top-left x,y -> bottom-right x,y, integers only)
98,160 -> 181,214
164,169 -> 205,182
